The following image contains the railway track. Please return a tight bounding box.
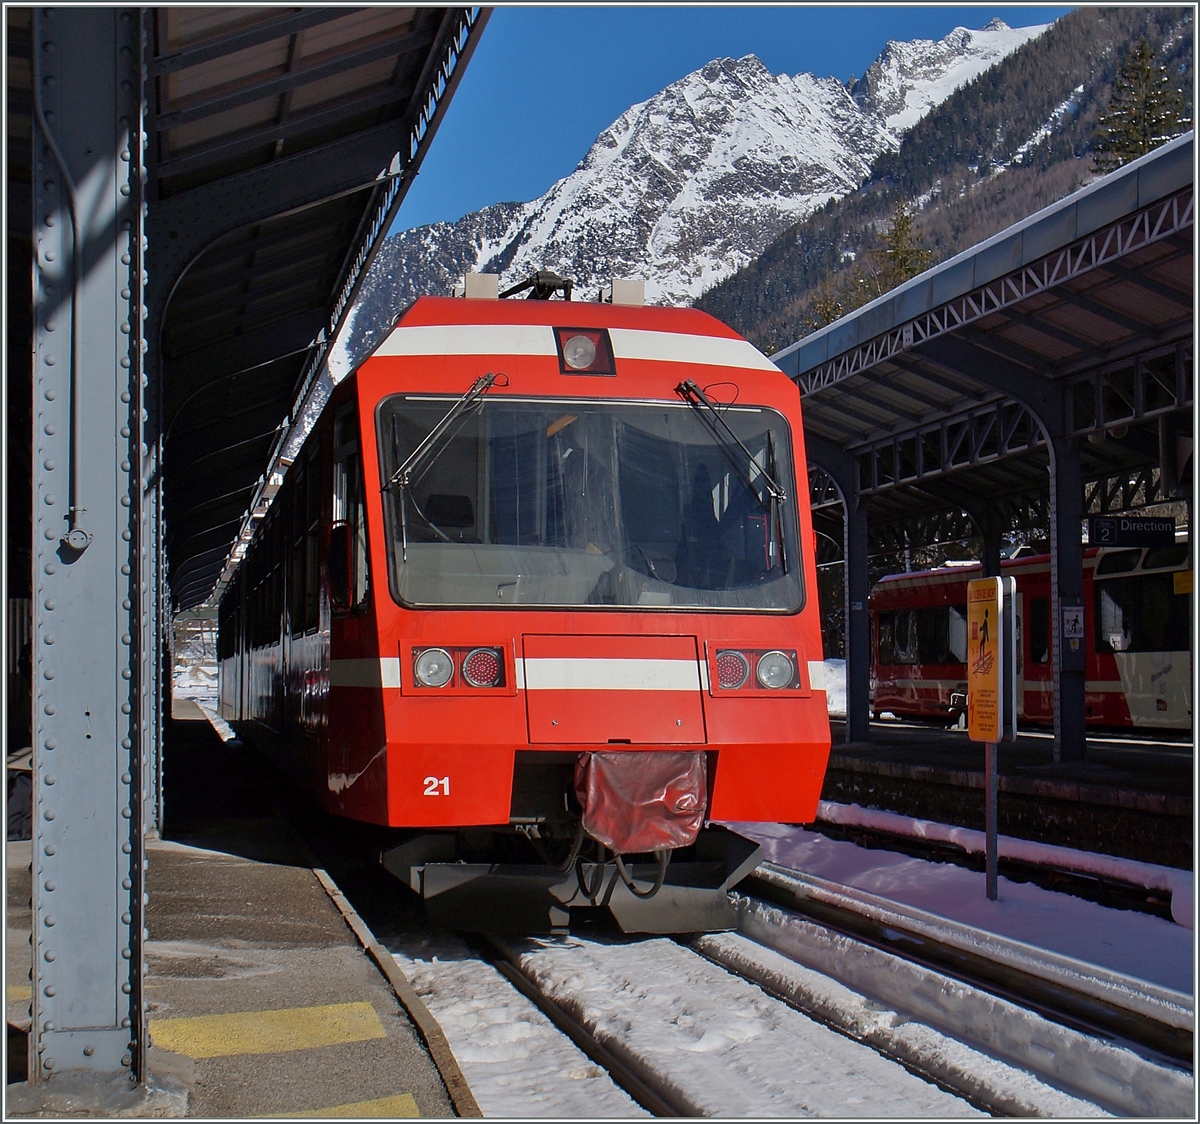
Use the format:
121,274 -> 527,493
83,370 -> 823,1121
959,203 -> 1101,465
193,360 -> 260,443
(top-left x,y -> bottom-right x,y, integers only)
369,874 -> 1193,1117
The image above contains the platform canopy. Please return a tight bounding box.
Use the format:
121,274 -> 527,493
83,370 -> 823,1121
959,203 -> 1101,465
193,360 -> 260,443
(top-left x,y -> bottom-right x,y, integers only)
775,134 -> 1193,532
147,7 -> 489,610
772,134 -> 1193,759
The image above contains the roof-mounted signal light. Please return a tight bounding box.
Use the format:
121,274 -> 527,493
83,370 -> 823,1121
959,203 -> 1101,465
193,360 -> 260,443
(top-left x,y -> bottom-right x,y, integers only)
554,326 -> 614,376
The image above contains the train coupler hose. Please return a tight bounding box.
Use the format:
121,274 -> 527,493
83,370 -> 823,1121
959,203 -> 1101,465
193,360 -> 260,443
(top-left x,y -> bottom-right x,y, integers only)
614,849 -> 671,900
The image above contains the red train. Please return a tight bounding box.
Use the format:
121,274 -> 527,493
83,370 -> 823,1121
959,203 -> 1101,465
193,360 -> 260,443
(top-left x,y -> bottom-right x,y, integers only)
870,546 -> 1192,730
218,279 -> 831,930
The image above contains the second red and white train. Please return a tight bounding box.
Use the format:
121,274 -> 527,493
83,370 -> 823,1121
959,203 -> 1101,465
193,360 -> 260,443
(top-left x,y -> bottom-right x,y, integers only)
870,545 -> 1192,731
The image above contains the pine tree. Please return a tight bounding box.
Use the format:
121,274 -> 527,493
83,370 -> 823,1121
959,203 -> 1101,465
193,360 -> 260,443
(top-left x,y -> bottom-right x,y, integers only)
878,200 -> 934,290
1092,38 -> 1191,173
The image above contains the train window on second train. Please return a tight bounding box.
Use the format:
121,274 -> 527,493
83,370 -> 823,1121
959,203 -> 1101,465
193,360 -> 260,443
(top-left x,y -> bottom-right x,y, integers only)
1029,597 -> 1049,664
1096,549 -> 1141,575
1095,572 -> 1191,654
877,612 -> 894,664
377,395 -> 803,611
876,609 -> 917,663
1142,544 -> 1189,570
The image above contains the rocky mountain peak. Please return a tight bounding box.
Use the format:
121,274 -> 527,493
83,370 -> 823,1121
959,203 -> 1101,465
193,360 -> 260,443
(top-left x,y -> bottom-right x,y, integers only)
345,19 -> 1053,358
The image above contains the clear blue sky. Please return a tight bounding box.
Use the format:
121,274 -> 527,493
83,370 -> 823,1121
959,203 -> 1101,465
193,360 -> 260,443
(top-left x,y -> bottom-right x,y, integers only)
395,5 -> 1074,231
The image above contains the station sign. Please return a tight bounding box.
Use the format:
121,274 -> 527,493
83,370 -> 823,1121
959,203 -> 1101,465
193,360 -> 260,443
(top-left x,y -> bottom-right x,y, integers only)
1088,515 -> 1175,548
967,576 -> 1017,744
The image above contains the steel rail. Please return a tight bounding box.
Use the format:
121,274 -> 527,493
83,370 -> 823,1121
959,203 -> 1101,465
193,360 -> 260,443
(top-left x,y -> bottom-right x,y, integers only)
746,863 -> 1193,1064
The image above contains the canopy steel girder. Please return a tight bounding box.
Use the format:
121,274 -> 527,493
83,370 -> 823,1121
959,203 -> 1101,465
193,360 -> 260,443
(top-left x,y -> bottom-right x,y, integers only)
792,183 -> 1193,395
842,339 -> 1191,498
808,464 -> 1181,561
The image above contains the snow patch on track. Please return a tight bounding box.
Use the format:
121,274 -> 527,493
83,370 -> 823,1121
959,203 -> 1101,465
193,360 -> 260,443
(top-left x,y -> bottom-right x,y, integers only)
384,933 -> 645,1118
697,925 -> 1112,1117
500,933 -> 979,1117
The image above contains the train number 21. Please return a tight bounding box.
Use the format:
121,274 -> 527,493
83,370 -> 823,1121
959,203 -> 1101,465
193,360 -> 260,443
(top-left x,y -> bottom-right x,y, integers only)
423,776 -> 450,796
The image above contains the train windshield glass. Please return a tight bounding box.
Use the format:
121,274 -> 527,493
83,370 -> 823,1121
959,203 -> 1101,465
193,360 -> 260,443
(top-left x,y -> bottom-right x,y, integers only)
377,395 -> 803,610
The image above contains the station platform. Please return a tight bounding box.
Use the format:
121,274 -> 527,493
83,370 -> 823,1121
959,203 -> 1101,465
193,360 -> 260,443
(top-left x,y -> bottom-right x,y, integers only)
7,710 -> 463,1118
822,720 -> 1193,869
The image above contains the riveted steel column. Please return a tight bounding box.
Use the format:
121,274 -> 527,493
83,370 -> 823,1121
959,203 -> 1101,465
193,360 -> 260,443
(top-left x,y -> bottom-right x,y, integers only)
807,435 -> 871,743
1048,435 -> 1086,762
30,7 -> 146,1085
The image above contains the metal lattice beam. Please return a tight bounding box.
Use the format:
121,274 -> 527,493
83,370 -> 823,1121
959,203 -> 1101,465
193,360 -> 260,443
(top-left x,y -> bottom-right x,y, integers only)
798,186 -> 1193,396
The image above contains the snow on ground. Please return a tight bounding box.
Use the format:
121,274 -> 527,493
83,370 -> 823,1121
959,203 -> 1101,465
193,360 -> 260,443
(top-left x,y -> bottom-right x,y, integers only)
816,799 -> 1194,926
384,932 -> 646,1118
730,821 -> 1193,996
502,933 -> 980,1117
822,658 -> 846,717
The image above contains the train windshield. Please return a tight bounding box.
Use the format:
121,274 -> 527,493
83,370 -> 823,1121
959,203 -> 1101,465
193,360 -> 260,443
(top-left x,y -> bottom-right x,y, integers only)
377,395 -> 803,610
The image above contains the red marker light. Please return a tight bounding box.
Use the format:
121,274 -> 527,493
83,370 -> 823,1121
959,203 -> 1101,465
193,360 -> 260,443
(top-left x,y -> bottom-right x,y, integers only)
716,650 -> 751,690
462,647 -> 502,688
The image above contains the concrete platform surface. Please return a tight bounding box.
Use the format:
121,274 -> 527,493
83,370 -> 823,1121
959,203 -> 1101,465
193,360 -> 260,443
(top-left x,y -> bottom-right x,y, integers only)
7,712 -> 458,1118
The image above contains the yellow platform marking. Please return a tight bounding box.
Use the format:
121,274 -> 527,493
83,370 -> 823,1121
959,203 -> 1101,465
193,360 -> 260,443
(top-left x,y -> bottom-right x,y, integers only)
260,1092 -> 419,1118
7,985 -> 32,1001
149,1001 -> 386,1059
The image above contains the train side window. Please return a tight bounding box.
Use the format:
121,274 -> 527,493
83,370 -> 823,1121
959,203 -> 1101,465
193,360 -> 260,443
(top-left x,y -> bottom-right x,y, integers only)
332,405 -> 370,612
1142,544 -> 1189,570
289,466 -> 305,637
1095,572 -> 1190,654
877,612 -> 894,664
948,605 -> 967,663
1029,597 -> 1049,664
892,609 -> 918,664
916,606 -> 950,664
305,445 -> 321,632
1096,549 -> 1141,575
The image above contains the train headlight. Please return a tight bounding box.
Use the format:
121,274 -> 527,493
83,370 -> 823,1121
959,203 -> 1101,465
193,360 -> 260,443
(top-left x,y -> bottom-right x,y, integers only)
414,648 -> 454,688
715,650 -> 751,690
756,650 -> 794,689
554,327 -> 614,375
462,647 -> 502,688
562,334 -> 597,370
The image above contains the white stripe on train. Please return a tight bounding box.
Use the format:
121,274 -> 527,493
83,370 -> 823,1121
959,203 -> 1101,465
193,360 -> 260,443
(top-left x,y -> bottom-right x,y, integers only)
374,323 -> 778,372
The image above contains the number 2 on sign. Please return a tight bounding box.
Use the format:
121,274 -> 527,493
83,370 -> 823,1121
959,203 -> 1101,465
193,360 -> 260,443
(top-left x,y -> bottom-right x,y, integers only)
423,776 -> 450,796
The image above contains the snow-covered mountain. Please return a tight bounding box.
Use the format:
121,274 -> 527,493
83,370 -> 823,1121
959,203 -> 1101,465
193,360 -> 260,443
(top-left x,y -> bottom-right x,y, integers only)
851,17 -> 1048,133
349,18 -> 1048,350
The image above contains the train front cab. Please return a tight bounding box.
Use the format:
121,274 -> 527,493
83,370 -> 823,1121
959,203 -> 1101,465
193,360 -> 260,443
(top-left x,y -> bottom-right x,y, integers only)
328,297 -> 831,931
869,545 -> 1192,731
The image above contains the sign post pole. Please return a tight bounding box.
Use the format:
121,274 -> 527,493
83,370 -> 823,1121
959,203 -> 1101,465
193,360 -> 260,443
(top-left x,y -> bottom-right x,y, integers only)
968,575 -> 1017,902
985,740 -> 998,900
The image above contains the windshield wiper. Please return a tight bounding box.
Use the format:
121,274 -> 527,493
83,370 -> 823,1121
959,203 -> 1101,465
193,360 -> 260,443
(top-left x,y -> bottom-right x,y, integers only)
386,372 -> 505,560
676,378 -> 788,571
